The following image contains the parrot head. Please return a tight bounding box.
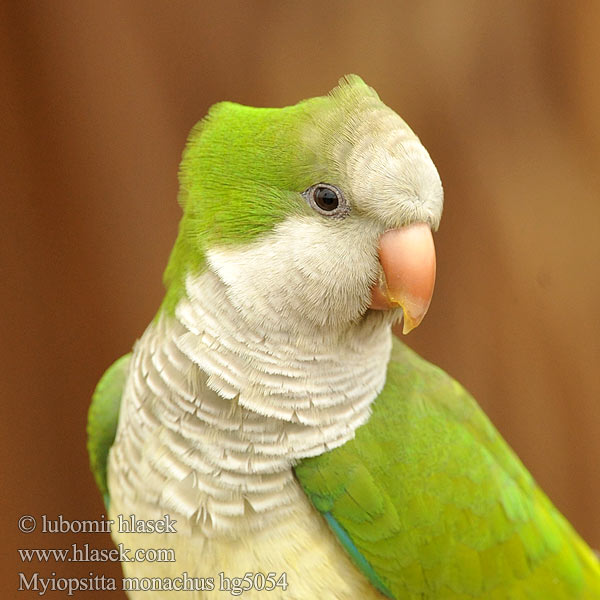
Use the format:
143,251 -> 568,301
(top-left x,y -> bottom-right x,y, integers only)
161,75 -> 443,335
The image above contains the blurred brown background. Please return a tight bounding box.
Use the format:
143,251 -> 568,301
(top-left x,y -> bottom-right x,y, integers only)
2,1 -> 599,597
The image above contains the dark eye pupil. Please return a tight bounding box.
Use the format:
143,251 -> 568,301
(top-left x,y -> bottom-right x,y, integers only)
314,187 -> 339,211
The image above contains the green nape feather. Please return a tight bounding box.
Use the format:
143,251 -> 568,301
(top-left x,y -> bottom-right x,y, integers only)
160,75 -> 384,315
160,99 -> 319,315
294,339 -> 600,599
87,354 -> 130,506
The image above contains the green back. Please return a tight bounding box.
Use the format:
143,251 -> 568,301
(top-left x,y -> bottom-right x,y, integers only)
87,354 -> 130,506
294,339 -> 600,599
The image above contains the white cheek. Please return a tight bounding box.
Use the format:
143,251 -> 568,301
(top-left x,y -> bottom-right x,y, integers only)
206,216 -> 380,332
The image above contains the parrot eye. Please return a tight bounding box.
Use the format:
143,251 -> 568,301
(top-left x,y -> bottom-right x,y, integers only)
314,186 -> 338,210
303,183 -> 350,218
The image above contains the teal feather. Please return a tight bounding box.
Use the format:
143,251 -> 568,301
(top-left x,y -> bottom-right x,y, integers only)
324,511 -> 394,598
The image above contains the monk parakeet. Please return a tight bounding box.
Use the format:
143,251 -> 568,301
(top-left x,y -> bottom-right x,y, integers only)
88,75 -> 600,599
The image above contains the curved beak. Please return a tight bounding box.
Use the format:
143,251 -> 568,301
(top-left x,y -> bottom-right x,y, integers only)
369,224 -> 436,334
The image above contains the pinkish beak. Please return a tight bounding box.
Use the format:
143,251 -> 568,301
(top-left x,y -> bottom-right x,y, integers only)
369,224 -> 436,334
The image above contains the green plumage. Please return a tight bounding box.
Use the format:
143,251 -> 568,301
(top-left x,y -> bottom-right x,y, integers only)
162,100 -> 319,315
294,339 -> 600,598
87,353 -> 130,505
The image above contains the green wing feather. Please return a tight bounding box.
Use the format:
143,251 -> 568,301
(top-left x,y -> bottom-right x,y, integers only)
294,339 -> 600,599
87,354 -> 130,506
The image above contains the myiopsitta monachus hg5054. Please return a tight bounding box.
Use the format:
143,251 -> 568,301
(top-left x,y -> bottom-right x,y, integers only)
88,76 -> 600,599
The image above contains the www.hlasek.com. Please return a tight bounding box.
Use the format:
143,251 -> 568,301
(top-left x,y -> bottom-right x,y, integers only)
17,514 -> 288,596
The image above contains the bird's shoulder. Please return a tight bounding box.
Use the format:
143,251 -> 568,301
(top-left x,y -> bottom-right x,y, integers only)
294,338 -> 600,598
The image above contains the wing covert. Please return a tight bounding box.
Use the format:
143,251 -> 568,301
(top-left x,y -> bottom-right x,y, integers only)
294,339 -> 600,598
87,353 -> 131,506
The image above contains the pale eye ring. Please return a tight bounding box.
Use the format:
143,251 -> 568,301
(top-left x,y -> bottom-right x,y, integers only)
302,183 -> 350,219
